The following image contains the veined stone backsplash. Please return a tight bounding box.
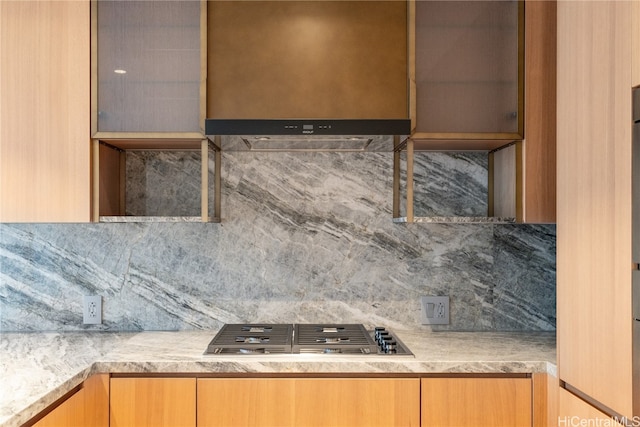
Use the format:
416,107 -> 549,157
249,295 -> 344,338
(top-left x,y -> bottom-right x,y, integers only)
0,152 -> 555,332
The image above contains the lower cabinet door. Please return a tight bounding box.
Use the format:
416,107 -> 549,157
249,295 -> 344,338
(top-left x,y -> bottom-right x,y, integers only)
110,377 -> 196,427
421,377 -> 532,427
33,388 -> 86,427
34,374 -> 109,427
558,388 -> 624,426
197,378 -> 421,427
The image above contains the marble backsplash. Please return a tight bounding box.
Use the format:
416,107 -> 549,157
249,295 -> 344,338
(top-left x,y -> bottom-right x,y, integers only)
0,151 -> 555,332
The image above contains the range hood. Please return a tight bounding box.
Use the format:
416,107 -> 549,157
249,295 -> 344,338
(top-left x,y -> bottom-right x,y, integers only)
205,119 -> 411,152
205,1 -> 410,152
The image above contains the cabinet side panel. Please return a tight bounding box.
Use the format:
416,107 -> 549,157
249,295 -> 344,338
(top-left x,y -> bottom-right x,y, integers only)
0,1 -> 90,222
556,0 -> 633,417
532,373 -> 559,427
83,374 -> 109,427
633,1 -> 640,88
523,0 -> 557,223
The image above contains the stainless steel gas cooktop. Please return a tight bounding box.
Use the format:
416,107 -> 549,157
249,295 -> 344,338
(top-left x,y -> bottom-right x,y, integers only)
204,324 -> 413,356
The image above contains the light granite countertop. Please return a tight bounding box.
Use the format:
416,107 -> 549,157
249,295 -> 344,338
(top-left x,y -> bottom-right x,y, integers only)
0,330 -> 556,427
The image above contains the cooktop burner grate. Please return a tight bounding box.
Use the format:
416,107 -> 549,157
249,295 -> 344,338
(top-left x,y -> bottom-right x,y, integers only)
292,324 -> 379,354
204,323 -> 293,355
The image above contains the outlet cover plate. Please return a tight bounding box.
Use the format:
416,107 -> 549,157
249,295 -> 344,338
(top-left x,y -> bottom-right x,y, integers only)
83,295 -> 102,325
420,296 -> 449,325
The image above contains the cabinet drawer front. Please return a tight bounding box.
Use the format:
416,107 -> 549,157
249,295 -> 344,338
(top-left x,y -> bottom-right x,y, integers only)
421,377 -> 532,427
197,378 -> 420,427
110,378 -> 196,427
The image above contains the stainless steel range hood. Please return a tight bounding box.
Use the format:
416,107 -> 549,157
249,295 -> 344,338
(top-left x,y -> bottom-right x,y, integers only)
205,1 -> 410,152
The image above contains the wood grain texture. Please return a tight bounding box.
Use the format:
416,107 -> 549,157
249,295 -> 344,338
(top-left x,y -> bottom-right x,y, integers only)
97,143 -> 124,217
110,377 -> 196,427
532,373 -> 558,427
492,144 -> 517,219
197,378 -> 420,427
558,389 -> 623,426
0,0 -> 90,222
83,374 -> 109,427
420,377 -> 532,427
557,0 -> 634,418
633,0 -> 640,88
32,389 -> 85,427
33,374 -> 109,427
522,0 -> 556,223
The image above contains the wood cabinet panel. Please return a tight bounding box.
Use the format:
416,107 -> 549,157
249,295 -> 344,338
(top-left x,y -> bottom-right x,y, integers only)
33,374 -> 109,427
634,1 -> 640,87
33,389 -> 85,427
110,377 -> 196,427
532,373 -> 558,427
556,0 -> 634,417
0,0 -> 90,222
521,0 -> 556,223
558,389 -> 623,426
197,378 -> 420,427
421,377 -> 532,427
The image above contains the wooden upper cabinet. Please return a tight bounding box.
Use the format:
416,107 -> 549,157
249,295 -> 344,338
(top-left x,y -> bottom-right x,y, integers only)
421,377 -> 532,427
95,0 -> 204,134
110,377 -> 196,427
197,378 -> 420,427
0,0 -> 91,222
411,0 -> 523,149
490,0 -> 557,224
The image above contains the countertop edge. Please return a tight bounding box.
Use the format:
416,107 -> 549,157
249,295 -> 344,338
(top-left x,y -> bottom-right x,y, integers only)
4,359 -> 558,427
1,331 -> 557,427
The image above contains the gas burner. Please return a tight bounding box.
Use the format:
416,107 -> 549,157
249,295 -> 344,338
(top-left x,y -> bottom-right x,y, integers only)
236,336 -> 270,344
241,326 -> 273,333
316,337 -> 350,344
239,348 -> 269,354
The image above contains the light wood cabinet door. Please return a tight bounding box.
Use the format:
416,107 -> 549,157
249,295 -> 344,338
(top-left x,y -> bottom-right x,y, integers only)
34,374 -> 109,427
0,0 -> 90,222
558,389 -> 623,427
557,0 -> 634,418
110,377 -> 196,427
634,1 -> 640,87
421,377 -> 532,427
33,389 -> 86,427
197,378 -> 420,427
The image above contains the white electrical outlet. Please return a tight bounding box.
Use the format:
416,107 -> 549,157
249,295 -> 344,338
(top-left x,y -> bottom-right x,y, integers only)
420,296 -> 449,325
83,295 -> 102,325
